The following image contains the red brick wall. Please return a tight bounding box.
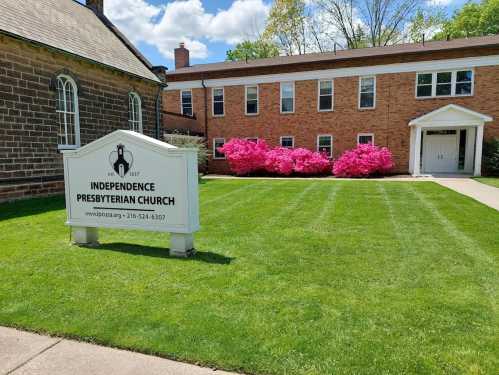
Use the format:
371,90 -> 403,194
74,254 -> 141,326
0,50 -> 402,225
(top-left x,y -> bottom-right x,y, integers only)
0,34 -> 161,200
164,65 -> 499,174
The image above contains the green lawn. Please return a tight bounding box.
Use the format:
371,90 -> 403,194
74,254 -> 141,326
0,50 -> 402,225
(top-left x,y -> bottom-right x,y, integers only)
1,180 -> 498,375
474,177 -> 499,188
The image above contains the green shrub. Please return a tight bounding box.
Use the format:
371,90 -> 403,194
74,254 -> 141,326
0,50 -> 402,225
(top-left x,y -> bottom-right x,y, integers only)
164,132 -> 209,171
482,138 -> 499,176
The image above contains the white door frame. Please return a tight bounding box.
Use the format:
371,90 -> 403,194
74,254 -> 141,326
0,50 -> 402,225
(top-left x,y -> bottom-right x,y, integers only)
408,104 -> 492,176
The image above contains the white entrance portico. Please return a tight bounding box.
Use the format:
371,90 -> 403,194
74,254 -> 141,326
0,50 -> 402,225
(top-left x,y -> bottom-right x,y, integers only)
409,104 -> 493,176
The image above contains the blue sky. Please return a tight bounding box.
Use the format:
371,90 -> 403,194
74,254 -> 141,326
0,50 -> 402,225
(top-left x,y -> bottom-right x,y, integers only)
79,0 -> 468,70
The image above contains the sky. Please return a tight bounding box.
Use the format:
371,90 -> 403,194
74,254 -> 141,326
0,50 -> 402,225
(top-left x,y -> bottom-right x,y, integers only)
78,0 -> 468,70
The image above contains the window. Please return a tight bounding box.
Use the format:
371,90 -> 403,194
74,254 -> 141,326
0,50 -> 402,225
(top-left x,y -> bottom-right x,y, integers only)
245,85 -> 258,115
317,135 -> 333,158
56,75 -> 80,149
416,73 -> 433,97
213,138 -> 225,159
436,72 -> 452,96
280,136 -> 294,148
416,70 -> 473,98
359,76 -> 375,109
456,70 -> 473,96
280,82 -> 294,113
128,92 -> 142,133
212,87 -> 224,117
357,133 -> 374,145
181,90 -> 193,116
458,129 -> 467,170
246,137 -> 258,143
318,80 -> 333,111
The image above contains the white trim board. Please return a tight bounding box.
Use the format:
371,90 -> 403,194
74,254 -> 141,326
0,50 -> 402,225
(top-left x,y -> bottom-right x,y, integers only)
165,54 -> 499,91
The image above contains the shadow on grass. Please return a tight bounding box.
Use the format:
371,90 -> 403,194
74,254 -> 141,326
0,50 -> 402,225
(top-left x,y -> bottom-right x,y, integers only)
0,195 -> 65,221
86,242 -> 234,265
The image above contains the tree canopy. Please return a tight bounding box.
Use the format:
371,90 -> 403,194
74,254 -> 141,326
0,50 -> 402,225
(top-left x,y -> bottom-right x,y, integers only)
434,0 -> 499,40
226,40 -> 280,61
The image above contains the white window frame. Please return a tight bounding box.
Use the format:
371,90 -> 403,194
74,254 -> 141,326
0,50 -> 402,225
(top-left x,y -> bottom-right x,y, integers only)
280,81 -> 295,114
280,136 -> 294,148
212,87 -> 224,117
56,74 -> 80,150
415,69 -> 474,99
245,85 -> 259,116
180,89 -> 193,116
317,79 -> 334,112
316,134 -> 333,159
128,92 -> 143,133
358,76 -> 376,110
213,138 -> 225,160
245,137 -> 258,143
357,133 -> 374,145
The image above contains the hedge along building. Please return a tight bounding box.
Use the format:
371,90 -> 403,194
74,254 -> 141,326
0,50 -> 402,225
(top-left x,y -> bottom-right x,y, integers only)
163,37 -> 499,176
0,0 -> 167,202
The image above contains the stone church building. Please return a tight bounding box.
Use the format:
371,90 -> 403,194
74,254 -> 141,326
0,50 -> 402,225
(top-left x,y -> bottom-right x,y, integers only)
0,0 -> 166,202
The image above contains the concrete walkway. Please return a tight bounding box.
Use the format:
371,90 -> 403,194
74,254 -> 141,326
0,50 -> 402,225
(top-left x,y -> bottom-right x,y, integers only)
434,177 -> 499,211
0,326 -> 238,375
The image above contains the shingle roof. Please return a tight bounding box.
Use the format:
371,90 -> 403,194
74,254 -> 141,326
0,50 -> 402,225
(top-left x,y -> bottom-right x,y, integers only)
0,0 -> 160,83
167,35 -> 499,77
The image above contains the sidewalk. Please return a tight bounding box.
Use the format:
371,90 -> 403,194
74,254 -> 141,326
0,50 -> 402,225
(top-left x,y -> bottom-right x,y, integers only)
434,177 -> 499,211
0,326 -> 238,375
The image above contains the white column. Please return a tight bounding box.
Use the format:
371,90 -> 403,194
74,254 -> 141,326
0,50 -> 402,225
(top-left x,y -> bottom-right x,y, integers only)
413,126 -> 422,176
72,226 -> 98,245
170,233 -> 195,257
474,124 -> 484,176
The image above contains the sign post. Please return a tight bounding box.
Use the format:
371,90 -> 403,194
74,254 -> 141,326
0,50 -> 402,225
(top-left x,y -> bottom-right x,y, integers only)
62,130 -> 200,257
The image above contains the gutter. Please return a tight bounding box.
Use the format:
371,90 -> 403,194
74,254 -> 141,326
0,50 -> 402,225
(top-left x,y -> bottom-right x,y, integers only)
155,82 -> 168,140
202,79 -> 209,172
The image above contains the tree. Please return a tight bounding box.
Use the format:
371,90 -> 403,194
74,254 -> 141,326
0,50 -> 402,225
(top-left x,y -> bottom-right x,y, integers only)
264,0 -> 308,55
408,9 -> 446,43
226,40 -> 280,61
316,0 -> 425,48
434,0 -> 499,40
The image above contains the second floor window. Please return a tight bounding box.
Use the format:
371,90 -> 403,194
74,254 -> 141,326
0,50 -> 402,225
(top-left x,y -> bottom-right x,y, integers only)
318,80 -> 333,111
359,76 -> 375,109
128,92 -> 142,133
212,87 -> 224,116
181,90 -> 193,116
281,82 -> 295,113
56,75 -> 80,149
416,70 -> 473,98
245,85 -> 258,115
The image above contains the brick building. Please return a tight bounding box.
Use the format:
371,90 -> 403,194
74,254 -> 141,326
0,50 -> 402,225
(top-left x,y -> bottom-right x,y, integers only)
163,37 -> 499,176
0,0 -> 166,202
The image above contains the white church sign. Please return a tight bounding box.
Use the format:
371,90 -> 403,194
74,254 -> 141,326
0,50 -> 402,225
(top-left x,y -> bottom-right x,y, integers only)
62,130 -> 199,257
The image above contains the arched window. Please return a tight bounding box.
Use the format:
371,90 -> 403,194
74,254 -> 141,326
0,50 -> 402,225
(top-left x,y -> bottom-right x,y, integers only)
56,75 -> 80,149
128,92 -> 142,133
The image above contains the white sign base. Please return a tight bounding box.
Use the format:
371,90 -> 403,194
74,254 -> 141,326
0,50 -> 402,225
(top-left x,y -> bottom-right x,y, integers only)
72,226 -> 99,245
170,233 -> 195,257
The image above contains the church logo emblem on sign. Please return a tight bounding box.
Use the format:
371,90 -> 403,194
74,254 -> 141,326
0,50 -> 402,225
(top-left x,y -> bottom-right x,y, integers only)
109,144 -> 133,178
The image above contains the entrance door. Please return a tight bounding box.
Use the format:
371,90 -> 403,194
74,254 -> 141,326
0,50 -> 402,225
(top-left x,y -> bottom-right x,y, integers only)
423,130 -> 459,173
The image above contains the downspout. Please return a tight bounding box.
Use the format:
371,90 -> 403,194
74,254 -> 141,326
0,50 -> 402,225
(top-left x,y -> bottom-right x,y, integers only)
155,82 -> 168,140
202,79 -> 209,173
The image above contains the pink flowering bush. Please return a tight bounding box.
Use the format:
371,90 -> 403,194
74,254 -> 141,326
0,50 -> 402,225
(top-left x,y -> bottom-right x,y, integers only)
290,148 -> 331,175
220,138 -> 331,176
218,138 -> 269,175
333,143 -> 394,178
264,147 -> 294,175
